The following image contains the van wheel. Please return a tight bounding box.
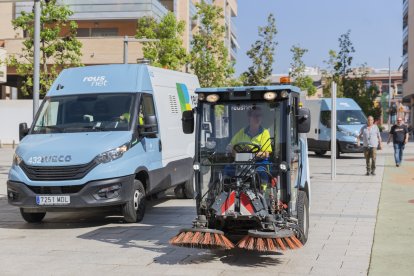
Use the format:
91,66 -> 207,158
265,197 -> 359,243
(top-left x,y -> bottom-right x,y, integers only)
122,180 -> 146,223
336,143 -> 341,159
174,177 -> 195,199
183,176 -> 195,199
297,191 -> 309,244
315,150 -> 326,156
20,208 -> 46,223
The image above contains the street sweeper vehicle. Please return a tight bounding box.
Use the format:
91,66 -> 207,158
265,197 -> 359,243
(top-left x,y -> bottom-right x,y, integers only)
170,84 -> 312,252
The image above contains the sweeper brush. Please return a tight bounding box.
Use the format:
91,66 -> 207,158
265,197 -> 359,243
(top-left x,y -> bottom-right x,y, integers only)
169,228 -> 235,250
236,229 -> 303,252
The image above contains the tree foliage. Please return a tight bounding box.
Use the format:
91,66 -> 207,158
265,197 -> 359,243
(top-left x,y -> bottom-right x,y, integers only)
322,32 -> 381,120
189,1 -> 234,87
242,14 -> 277,86
289,45 -> 316,96
136,12 -> 188,70
7,0 -> 82,96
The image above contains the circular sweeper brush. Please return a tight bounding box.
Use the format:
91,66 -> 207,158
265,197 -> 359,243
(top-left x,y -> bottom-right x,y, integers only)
236,229 -> 303,252
169,228 -> 235,250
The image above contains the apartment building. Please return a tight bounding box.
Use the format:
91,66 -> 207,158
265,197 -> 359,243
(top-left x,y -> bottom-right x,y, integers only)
403,0 -> 414,124
0,0 -> 238,99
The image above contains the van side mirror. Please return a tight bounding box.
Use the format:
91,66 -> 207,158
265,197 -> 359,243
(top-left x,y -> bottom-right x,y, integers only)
138,115 -> 158,137
19,123 -> 29,141
298,108 -> 311,133
182,110 -> 194,134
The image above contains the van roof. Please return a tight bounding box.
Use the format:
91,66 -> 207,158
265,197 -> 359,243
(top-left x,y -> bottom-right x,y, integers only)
47,64 -> 154,97
317,98 -> 362,111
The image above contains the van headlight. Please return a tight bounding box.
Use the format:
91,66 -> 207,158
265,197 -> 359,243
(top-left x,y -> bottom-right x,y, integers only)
95,143 -> 130,164
13,154 -> 22,167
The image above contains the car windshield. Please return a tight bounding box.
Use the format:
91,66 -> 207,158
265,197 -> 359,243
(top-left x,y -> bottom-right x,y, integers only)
32,93 -> 135,134
197,101 -> 285,166
321,110 -> 367,127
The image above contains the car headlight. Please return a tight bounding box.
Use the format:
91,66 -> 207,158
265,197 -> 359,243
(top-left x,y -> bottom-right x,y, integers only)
12,154 -> 22,167
95,143 -> 130,164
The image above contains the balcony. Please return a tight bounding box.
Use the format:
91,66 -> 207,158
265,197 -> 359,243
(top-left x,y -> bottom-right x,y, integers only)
403,0 -> 408,15
16,0 -> 168,21
403,25 -> 408,40
3,37 -> 144,67
230,17 -> 237,38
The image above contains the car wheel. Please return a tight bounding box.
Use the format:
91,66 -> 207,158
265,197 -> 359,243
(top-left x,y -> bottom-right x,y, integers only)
297,190 -> 309,244
20,208 -> 46,223
315,150 -> 327,156
122,180 -> 146,223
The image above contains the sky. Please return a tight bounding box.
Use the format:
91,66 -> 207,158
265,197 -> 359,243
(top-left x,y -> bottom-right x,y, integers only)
233,0 -> 402,76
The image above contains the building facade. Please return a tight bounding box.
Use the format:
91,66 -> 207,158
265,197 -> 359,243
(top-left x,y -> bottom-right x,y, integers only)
403,0 -> 414,124
0,0 -> 238,99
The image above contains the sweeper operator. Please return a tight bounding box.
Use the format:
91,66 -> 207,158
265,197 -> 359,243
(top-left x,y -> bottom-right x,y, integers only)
170,81 -> 312,253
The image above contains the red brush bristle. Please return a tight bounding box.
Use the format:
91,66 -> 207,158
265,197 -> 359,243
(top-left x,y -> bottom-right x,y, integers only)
266,238 -> 276,251
221,235 -> 235,249
182,231 -> 194,244
290,236 -> 303,248
213,233 -> 224,247
276,238 -> 286,250
201,232 -> 212,245
169,232 -> 186,244
237,235 -> 249,248
190,231 -> 201,244
246,237 -> 256,250
256,238 -> 266,252
284,237 -> 296,249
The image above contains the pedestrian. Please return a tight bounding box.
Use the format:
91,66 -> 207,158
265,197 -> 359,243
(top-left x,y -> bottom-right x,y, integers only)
357,116 -> 382,176
387,117 -> 409,167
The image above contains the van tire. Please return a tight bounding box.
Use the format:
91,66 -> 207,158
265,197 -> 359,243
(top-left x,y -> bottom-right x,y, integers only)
183,176 -> 195,199
297,191 -> 309,244
336,143 -> 341,159
122,180 -> 146,223
20,208 -> 46,223
315,150 -> 326,156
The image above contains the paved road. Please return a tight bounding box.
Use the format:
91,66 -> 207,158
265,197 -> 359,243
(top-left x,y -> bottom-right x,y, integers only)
0,145 -> 393,275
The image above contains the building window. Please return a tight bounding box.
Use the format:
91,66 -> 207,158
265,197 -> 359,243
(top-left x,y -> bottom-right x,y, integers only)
76,28 -> 119,37
403,67 -> 408,83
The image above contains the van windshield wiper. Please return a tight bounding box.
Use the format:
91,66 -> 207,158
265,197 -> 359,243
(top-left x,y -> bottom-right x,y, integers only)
80,125 -> 106,131
35,125 -> 64,132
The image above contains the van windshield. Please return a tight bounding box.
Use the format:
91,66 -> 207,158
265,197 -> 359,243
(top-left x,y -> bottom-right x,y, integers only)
32,93 -> 135,134
321,110 -> 367,127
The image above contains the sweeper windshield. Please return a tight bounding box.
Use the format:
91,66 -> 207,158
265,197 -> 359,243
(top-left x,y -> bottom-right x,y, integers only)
196,101 -> 288,198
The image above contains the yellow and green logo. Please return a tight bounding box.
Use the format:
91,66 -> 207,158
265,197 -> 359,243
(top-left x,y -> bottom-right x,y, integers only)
176,83 -> 192,112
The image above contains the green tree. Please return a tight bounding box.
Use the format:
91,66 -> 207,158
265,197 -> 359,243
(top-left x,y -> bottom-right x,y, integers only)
7,0 -> 82,97
189,1 -> 234,87
334,30 -> 355,79
242,14 -> 277,86
289,45 -> 316,96
322,50 -> 344,97
136,12 -> 188,70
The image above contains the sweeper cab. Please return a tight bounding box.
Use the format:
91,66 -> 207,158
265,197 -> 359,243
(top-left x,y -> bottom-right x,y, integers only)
170,83 -> 312,252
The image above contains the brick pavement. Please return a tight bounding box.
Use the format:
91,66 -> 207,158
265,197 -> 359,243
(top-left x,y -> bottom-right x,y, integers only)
0,146 -> 387,275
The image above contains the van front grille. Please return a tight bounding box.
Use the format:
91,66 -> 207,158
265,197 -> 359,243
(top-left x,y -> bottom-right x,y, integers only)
20,161 -> 98,181
27,184 -> 85,194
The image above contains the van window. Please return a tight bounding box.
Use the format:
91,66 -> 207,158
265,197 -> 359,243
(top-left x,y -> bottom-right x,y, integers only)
321,110 -> 367,128
32,93 -> 135,134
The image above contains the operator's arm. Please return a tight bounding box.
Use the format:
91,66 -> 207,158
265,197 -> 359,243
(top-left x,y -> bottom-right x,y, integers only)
377,126 -> 382,149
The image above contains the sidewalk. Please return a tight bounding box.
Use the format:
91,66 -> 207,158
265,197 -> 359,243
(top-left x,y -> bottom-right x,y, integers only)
369,141 -> 414,276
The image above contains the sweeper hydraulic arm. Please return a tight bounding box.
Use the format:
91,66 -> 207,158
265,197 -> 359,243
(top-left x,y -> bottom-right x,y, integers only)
170,85 -> 312,253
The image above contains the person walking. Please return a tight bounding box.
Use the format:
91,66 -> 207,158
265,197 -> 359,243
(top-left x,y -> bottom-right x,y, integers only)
357,116 -> 382,175
387,117 -> 409,167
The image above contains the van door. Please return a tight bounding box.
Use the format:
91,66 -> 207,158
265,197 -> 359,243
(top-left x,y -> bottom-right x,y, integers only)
138,94 -> 162,171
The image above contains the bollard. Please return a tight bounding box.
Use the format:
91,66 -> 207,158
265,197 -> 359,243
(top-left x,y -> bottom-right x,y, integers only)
12,140 -> 15,149
0,139 -> 2,148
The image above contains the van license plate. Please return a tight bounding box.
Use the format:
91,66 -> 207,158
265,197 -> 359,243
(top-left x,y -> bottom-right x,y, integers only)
36,195 -> 70,206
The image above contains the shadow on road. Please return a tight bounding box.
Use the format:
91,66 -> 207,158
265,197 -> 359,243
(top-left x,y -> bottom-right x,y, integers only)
77,223 -> 284,267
